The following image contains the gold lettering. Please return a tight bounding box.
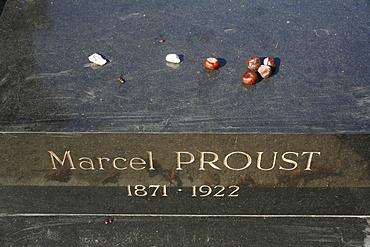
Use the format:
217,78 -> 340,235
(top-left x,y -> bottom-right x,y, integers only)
147,151 -> 155,170
256,152 -> 277,171
200,152 -> 221,170
48,151 -> 76,170
98,157 -> 110,170
79,157 -> 95,170
302,152 -> 321,170
175,151 -> 195,170
223,151 -> 252,171
130,157 -> 146,170
280,152 -> 299,170
113,157 -> 127,170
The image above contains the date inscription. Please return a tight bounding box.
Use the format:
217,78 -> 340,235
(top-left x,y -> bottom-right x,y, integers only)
126,185 -> 240,197
192,185 -> 239,197
127,185 -> 168,197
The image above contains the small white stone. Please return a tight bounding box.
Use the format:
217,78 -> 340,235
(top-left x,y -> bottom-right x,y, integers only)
165,54 -> 181,64
88,53 -> 108,66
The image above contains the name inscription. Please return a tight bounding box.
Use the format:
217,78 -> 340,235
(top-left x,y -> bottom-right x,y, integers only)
48,150 -> 321,172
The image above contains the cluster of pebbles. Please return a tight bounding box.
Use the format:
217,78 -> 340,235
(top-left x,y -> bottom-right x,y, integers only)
242,56 -> 276,85
165,54 -> 276,85
88,52 -> 276,85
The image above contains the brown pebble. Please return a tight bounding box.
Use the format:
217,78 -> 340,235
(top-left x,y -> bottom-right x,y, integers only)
258,65 -> 272,78
263,57 -> 275,67
242,70 -> 258,85
204,57 -> 220,70
247,56 -> 261,71
118,77 -> 125,84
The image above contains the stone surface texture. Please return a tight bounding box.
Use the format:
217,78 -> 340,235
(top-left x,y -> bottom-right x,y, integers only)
0,0 -> 368,133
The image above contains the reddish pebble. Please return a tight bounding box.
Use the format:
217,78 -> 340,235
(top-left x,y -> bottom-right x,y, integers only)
247,56 -> 261,71
204,57 -> 220,70
263,57 -> 275,67
104,219 -> 114,225
159,39 -> 165,43
258,65 -> 272,78
118,77 -> 125,84
242,70 -> 258,85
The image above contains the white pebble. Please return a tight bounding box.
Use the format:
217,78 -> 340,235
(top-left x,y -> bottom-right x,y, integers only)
165,54 -> 181,64
88,53 -> 108,66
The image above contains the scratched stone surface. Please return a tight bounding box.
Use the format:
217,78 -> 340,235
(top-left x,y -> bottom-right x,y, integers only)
1,215 -> 369,246
1,1 -> 370,246
1,186 -> 370,246
0,0 -> 369,132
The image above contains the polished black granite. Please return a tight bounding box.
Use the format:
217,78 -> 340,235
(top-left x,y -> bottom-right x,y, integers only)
1,1 -> 369,245
2,215 -> 368,246
0,0 -> 369,132
1,186 -> 369,246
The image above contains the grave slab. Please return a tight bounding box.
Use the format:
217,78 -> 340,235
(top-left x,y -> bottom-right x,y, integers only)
0,0 -> 369,245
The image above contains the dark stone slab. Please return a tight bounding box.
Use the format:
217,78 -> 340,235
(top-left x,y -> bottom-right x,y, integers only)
0,1 -> 6,15
1,216 -> 368,246
1,186 -> 370,215
0,0 -> 369,132
1,0 -> 369,245
0,133 -> 369,244
0,133 -> 369,187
